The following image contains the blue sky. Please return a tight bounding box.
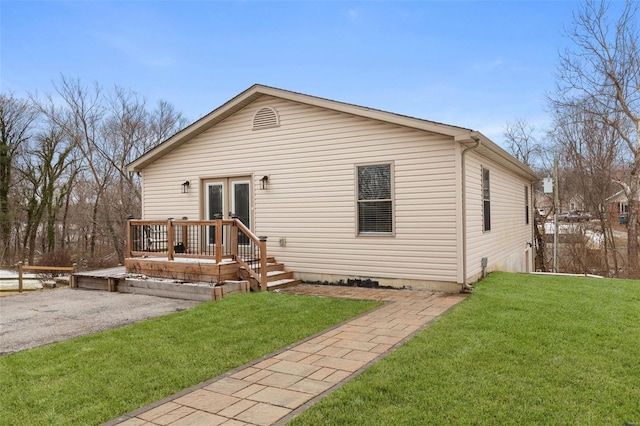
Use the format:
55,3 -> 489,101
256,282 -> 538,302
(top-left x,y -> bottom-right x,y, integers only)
2,1 -> 582,145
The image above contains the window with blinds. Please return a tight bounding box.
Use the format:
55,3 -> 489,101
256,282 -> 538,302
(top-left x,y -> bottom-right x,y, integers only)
357,163 -> 393,234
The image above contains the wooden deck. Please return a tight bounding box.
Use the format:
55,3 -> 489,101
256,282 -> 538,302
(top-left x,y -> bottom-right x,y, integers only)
125,219 -> 301,292
125,258 -> 239,283
72,265 -> 251,301
73,267 -> 126,291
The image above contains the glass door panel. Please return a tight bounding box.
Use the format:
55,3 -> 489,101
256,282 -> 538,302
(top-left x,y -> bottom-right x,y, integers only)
207,182 -> 224,245
202,177 -> 253,253
232,180 -> 251,245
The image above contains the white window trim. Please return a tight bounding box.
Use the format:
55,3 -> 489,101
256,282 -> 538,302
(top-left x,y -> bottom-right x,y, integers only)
482,166 -> 491,232
525,185 -> 530,225
355,161 -> 395,237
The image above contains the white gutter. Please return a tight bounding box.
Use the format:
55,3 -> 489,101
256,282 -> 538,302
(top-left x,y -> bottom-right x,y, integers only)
460,135 -> 481,291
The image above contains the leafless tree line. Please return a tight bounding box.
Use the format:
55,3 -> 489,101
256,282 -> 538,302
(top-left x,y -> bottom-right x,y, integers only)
0,76 -> 187,267
505,1 -> 639,278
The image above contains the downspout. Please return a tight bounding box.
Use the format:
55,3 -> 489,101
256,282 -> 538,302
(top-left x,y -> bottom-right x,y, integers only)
530,181 -> 535,272
461,135 -> 481,292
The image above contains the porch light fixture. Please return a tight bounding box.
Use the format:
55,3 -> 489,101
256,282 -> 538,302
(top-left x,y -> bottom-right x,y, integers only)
260,175 -> 269,190
181,180 -> 190,193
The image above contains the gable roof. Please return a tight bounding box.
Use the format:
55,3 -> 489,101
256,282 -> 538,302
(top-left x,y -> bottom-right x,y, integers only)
607,188 -> 639,203
127,84 -> 538,180
607,190 -> 626,203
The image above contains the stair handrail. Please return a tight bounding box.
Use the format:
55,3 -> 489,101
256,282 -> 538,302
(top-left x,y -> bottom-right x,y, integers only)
231,218 -> 268,291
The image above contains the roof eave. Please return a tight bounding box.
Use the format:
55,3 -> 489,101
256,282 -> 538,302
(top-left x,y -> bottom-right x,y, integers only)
457,131 -> 540,181
127,84 -> 539,182
127,84 -> 475,172
127,85 -> 267,172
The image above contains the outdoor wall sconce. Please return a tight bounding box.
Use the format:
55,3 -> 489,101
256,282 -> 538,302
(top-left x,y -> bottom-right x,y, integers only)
260,175 -> 269,190
181,180 -> 190,193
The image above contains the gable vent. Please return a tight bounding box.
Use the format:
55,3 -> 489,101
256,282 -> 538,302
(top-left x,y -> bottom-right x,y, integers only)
252,107 -> 279,130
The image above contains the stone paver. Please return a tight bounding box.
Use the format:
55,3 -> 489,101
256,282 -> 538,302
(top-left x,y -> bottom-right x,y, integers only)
105,285 -> 467,426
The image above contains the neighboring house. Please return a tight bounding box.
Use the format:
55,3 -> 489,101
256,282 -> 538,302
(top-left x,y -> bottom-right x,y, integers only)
535,190 -> 554,218
606,190 -> 639,225
567,195 -> 585,214
127,85 -> 539,292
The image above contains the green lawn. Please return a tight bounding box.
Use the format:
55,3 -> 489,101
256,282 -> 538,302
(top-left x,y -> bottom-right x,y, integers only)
0,291 -> 380,425
291,273 -> 640,426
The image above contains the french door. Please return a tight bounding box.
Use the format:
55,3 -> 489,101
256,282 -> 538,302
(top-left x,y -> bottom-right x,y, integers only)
205,177 -> 252,247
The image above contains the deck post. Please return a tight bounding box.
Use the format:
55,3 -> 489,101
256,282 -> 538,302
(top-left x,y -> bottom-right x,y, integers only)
17,261 -> 23,293
167,218 -> 175,261
231,221 -> 238,259
70,263 -> 78,288
126,219 -> 133,258
215,219 -> 223,264
108,277 -> 119,292
259,236 -> 268,291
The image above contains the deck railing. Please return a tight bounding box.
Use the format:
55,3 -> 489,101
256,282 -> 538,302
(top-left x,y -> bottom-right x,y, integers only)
126,218 -> 268,290
0,262 -> 76,292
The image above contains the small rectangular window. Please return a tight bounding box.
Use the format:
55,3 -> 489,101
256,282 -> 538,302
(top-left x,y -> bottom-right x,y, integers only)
482,167 -> 491,231
357,163 -> 393,234
525,185 -> 529,225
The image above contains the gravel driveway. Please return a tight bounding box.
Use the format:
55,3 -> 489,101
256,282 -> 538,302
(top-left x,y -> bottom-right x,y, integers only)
0,288 -> 200,355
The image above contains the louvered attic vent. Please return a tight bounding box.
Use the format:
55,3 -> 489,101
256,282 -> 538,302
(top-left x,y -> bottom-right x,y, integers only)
252,107 -> 279,130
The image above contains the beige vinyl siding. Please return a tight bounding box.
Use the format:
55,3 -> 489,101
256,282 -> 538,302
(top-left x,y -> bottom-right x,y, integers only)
142,95 -> 459,282
465,151 -> 532,280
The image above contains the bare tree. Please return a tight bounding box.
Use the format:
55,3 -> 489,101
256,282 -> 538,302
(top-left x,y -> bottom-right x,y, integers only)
101,87 -> 150,262
16,125 -> 76,263
18,160 -> 45,264
0,93 -> 37,264
550,0 -> 640,277
39,127 -> 76,253
33,76 -> 112,259
503,119 -> 545,169
22,75 -> 187,266
503,119 -> 553,270
550,98 -> 625,275
148,99 -> 188,152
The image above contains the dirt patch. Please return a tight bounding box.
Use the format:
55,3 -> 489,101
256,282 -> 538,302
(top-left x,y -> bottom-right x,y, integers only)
0,288 -> 200,355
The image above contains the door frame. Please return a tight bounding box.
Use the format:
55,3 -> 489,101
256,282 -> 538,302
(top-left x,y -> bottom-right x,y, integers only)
203,179 -> 226,247
201,175 -> 254,227
229,177 -> 252,246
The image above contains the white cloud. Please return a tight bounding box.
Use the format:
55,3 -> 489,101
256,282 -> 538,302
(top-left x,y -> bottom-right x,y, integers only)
346,8 -> 359,20
472,58 -> 505,72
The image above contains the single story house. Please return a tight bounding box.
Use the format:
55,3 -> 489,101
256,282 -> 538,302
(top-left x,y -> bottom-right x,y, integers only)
606,189 -> 639,225
127,84 -> 539,292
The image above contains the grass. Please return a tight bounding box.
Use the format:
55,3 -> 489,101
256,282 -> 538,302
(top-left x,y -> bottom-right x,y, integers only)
291,273 -> 640,426
0,291 -> 380,425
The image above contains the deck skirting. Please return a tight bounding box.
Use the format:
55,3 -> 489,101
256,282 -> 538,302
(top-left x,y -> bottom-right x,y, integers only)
73,264 -> 250,301
124,258 -> 238,283
118,279 -> 249,301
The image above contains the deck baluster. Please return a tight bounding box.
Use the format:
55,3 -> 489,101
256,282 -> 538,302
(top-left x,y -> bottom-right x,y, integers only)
259,236 -> 267,291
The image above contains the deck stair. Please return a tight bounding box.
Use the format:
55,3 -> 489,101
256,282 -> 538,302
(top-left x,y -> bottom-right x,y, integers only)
240,256 -> 301,291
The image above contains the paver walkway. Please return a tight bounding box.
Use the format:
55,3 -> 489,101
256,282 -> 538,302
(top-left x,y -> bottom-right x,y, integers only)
107,285 -> 467,426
